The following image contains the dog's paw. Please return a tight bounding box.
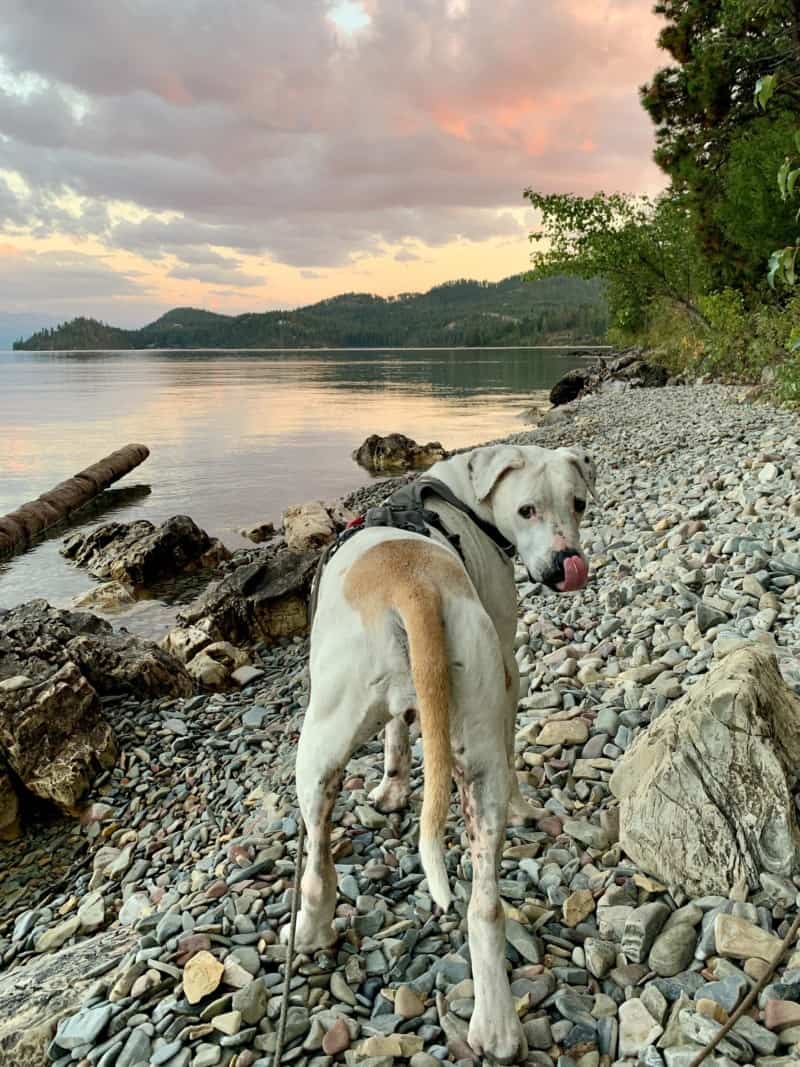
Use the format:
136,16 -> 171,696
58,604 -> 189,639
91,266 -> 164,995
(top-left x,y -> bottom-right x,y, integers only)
369,778 -> 410,814
468,1009 -> 527,1064
280,911 -> 336,954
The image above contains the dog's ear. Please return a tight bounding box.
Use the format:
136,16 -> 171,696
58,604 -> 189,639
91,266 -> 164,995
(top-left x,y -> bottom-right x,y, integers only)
560,447 -> 597,500
468,446 -> 525,502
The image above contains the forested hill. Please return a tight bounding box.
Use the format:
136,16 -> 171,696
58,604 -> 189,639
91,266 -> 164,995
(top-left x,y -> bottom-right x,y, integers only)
13,275 -> 607,350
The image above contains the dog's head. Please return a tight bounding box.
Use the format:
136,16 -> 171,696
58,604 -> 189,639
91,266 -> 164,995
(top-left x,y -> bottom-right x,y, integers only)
468,443 -> 595,591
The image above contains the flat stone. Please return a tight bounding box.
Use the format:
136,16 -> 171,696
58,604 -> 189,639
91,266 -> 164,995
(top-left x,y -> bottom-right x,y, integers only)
34,914 -> 80,952
56,1004 -> 113,1050
649,924 -> 698,977
537,719 -> 589,746
323,1018 -> 352,1055
563,889 -> 595,928
715,914 -> 782,963
212,1010 -> 242,1036
618,999 -> 662,1058
232,666 -> 264,687
394,985 -> 425,1019
183,950 -> 225,1004
505,918 -> 542,963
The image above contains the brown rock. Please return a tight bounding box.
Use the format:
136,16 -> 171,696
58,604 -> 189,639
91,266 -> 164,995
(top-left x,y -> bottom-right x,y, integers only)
352,433 -> 446,472
322,1017 -> 351,1055
62,514 -> 229,587
282,501 -> 336,553
714,914 -> 782,964
394,985 -> 426,1019
0,662 -> 116,813
183,950 -> 225,1004
765,999 -> 800,1031
0,754 -> 20,840
563,889 -> 595,928
178,548 -> 319,645
176,933 -> 212,966
536,719 -> 589,747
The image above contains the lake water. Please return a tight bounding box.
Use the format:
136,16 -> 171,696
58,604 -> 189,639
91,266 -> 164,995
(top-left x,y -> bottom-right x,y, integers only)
0,347 -> 596,627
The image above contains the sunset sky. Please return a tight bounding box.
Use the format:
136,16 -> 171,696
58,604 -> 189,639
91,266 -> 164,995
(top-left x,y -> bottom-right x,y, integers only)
0,0 -> 666,327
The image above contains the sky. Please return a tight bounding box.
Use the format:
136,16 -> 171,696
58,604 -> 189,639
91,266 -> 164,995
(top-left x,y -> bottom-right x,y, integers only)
0,0 -> 666,328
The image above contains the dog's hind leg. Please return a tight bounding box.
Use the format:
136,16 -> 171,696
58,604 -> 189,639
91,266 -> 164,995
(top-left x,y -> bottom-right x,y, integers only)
369,713 -> 412,813
284,703 -> 359,953
459,730 -> 526,1064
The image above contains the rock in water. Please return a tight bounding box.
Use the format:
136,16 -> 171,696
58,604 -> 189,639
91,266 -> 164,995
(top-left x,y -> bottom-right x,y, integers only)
352,433 -> 446,471
62,514 -> 229,586
610,647 -> 800,896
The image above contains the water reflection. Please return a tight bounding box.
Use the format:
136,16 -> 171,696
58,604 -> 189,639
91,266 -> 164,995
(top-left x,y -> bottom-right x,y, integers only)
0,347 -> 595,620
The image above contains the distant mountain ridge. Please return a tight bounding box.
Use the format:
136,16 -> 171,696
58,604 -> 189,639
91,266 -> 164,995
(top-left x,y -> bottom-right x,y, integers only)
13,274 -> 607,350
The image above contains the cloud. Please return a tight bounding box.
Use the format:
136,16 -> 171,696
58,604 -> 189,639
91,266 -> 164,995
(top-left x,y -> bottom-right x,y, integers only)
0,245 -> 147,302
0,0 -> 664,306
167,262 -> 265,287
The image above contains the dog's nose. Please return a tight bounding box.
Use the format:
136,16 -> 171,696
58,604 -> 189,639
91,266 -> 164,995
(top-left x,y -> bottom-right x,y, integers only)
542,549 -> 586,591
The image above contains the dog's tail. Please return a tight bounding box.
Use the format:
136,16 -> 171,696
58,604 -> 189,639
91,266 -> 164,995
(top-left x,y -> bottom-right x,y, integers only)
395,584 -> 452,912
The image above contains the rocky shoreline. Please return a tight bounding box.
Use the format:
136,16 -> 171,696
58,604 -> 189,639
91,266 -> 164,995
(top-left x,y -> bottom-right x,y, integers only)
2,384 -> 800,1067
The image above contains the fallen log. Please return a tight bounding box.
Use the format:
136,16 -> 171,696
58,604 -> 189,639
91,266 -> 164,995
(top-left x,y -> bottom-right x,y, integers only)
0,444 -> 149,559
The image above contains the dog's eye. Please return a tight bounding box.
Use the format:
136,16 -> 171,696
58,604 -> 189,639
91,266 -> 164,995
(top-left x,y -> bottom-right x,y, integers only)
575,498 -> 586,515
518,504 -> 536,519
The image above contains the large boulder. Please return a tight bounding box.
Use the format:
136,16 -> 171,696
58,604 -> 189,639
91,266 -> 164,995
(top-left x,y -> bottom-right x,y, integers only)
0,662 -> 116,813
0,751 -> 20,841
178,548 -> 319,646
610,647 -> 800,897
548,350 -> 668,407
549,368 -> 593,406
62,515 -> 229,588
0,600 -> 193,700
0,600 -> 192,836
353,433 -> 446,472
0,925 -> 135,1067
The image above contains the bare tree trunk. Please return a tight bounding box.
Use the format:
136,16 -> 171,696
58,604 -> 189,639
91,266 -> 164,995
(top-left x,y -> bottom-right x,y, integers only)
0,444 -> 149,559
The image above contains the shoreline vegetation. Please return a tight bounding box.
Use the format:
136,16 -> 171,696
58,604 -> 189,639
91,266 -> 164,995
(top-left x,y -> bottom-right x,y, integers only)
522,3 -> 800,403
11,274 -> 608,352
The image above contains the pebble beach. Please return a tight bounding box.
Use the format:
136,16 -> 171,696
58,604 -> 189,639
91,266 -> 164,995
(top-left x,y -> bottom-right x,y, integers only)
3,383 -> 800,1067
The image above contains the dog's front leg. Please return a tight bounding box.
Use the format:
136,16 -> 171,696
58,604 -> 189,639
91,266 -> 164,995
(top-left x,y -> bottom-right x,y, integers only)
503,655 -> 538,824
369,713 -> 412,813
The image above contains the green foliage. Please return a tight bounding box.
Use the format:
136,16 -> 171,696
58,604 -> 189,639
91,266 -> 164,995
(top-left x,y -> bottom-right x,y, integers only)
640,288 -> 800,384
524,188 -> 709,335
14,276 -> 608,351
641,0 -> 800,289
714,112 -> 800,283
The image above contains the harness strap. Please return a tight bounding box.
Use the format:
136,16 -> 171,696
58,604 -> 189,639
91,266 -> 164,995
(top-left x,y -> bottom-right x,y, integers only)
307,476 -> 514,628
394,476 -> 515,559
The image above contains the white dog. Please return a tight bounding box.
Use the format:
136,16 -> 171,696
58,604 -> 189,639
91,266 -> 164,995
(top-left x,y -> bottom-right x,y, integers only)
286,443 -> 594,1062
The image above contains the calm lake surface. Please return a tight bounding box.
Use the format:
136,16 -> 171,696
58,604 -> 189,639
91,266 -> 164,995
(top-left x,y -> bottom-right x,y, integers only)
0,347 -> 596,626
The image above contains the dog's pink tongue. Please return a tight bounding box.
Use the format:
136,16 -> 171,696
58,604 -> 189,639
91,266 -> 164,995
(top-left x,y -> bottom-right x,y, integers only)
557,554 -> 589,592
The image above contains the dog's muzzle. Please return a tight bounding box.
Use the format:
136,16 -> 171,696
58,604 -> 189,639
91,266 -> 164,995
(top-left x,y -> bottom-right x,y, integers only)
541,549 -> 589,592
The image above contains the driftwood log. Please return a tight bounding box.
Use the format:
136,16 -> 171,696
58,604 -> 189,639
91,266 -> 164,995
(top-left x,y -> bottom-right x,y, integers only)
0,444 -> 149,559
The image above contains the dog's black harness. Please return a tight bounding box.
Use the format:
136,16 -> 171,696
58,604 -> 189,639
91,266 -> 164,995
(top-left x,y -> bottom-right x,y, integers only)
308,477 -> 514,624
